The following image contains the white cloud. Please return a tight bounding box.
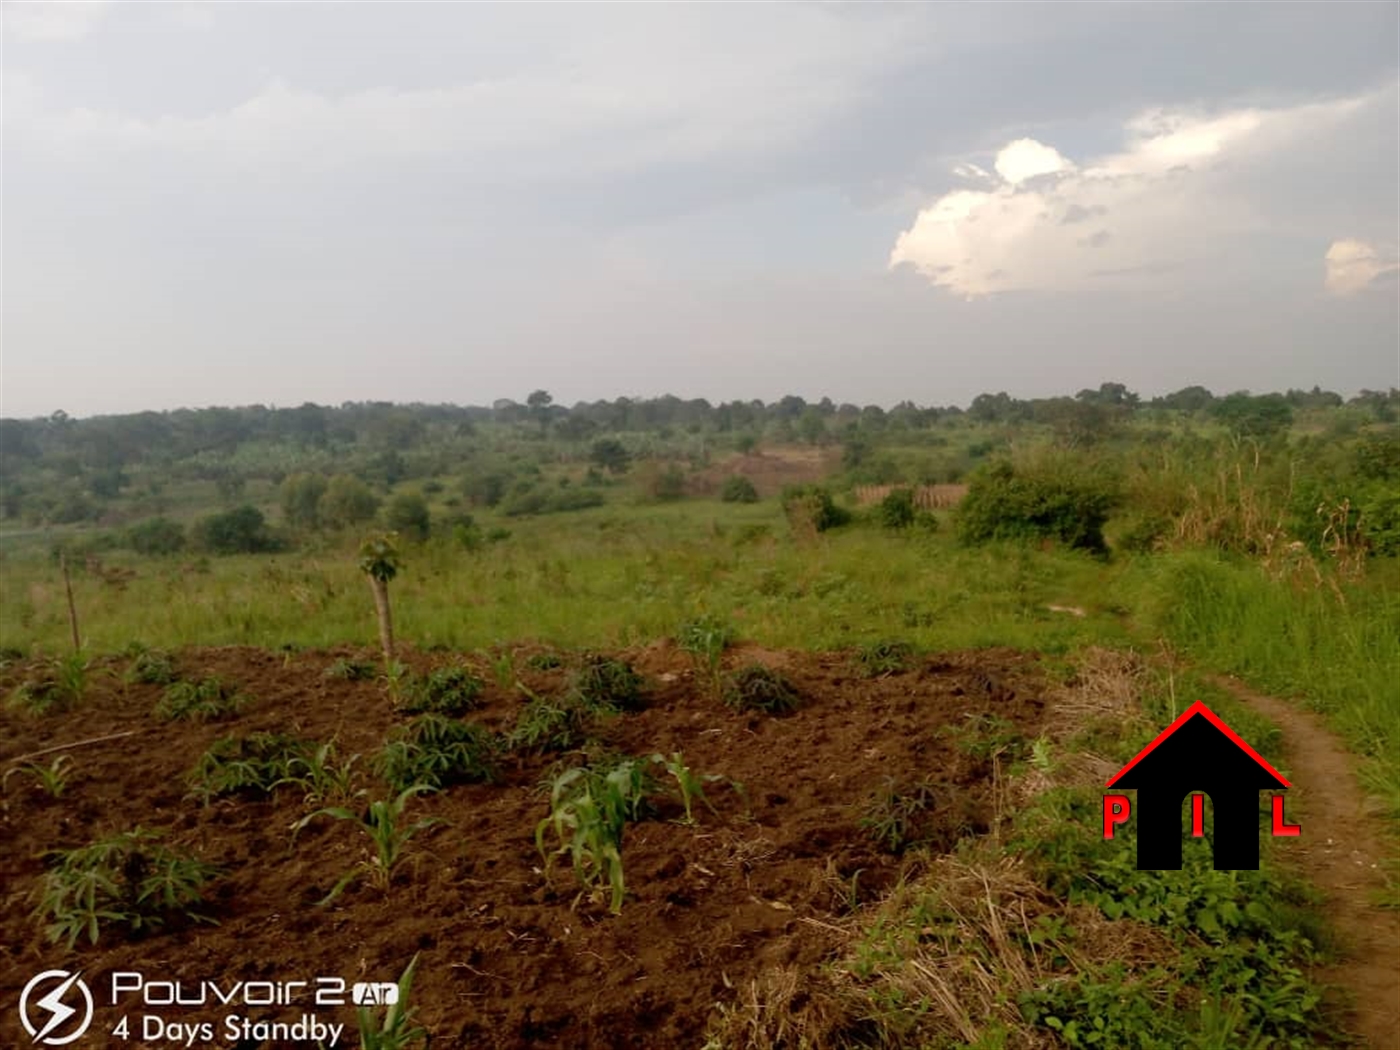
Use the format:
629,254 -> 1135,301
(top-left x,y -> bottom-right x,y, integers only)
1324,239 -> 1400,296
2,0 -> 109,41
890,86 -> 1394,298
994,138 -> 1073,184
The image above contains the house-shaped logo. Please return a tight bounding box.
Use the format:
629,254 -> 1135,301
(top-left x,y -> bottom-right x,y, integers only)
1103,701 -> 1299,870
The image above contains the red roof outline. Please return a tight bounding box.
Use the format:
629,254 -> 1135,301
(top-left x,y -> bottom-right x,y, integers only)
1105,700 -> 1291,789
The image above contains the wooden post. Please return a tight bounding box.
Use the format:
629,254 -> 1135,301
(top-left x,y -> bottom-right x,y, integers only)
60,553 -> 81,652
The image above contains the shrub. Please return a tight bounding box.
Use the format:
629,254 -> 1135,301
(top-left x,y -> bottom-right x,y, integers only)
859,777 -> 939,853
323,658 -> 377,681
956,459 -> 1117,553
384,493 -> 431,542
879,488 -> 917,529
125,648 -> 179,685
191,505 -> 278,554
782,484 -> 851,533
722,664 -> 801,714
572,655 -> 645,713
396,666 -> 485,716
188,732 -> 314,802
720,475 -> 760,503
855,640 -> 915,677
126,517 -> 186,556
156,677 -> 248,721
36,828 -> 219,947
320,475 -> 380,529
507,693 -> 590,754
376,715 -> 498,792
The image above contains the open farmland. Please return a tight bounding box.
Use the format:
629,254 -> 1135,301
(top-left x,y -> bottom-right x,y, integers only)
1,642 -> 1057,1048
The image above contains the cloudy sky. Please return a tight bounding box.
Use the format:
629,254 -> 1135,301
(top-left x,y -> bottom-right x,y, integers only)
2,1 -> 1397,419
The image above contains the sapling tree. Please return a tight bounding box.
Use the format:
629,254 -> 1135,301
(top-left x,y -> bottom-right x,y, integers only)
359,533 -> 402,667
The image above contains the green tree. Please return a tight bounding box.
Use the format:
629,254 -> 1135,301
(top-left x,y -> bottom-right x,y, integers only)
1212,393 -> 1294,441
384,493 -> 431,542
280,473 -> 328,530
720,475 -> 759,503
320,475 -> 379,529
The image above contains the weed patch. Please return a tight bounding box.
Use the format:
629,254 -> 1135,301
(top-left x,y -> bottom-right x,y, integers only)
157,677 -> 248,721
722,664 -> 801,714
376,714 -> 499,793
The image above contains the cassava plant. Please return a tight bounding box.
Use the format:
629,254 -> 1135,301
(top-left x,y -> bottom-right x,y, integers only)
358,533 -> 402,668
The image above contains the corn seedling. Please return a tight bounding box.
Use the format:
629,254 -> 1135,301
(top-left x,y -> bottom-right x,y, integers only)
7,653 -> 103,714
353,953 -> 429,1050
3,754 -> 74,798
35,828 -> 219,948
536,758 -> 658,913
678,615 -> 733,699
648,752 -> 743,824
278,740 -> 364,805
156,676 -> 248,721
375,714 -> 499,793
721,664 -> 801,714
488,648 -> 517,689
293,784 -> 446,904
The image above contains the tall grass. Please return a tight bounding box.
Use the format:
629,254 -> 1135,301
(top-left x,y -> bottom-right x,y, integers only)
1145,552 -> 1400,813
0,503 -> 1130,656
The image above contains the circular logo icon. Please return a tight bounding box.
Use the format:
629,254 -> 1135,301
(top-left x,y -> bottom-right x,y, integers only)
18,970 -> 94,1046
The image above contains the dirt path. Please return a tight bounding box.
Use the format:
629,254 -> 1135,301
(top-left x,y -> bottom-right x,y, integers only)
1212,676 -> 1400,1050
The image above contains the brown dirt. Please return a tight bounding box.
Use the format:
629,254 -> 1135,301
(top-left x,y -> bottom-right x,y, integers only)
0,645 -> 1047,1049
692,446 -> 844,499
1212,676 -> 1400,1050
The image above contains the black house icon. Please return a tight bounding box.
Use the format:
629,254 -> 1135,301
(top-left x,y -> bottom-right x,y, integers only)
1106,701 -> 1290,870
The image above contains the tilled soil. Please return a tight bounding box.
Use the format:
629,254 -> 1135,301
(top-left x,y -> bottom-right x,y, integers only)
0,643 -> 1048,1049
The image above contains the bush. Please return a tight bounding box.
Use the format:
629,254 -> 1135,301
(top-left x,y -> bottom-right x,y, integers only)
879,488 -> 917,529
36,829 -> 219,947
781,485 -> 851,534
384,493 -> 431,542
722,664 -> 801,714
572,655 -> 645,713
376,715 -> 498,792
319,475 -> 380,529
191,505 -> 278,554
126,517 -> 186,556
956,460 -> 1117,553
156,678 -> 248,721
720,475 -> 759,503
397,666 -> 485,716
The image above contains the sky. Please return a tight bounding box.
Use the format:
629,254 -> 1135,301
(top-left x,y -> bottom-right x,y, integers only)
2,1 -> 1397,420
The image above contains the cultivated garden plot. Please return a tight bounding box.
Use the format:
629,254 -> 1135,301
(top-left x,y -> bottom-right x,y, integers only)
0,642 -> 1047,1049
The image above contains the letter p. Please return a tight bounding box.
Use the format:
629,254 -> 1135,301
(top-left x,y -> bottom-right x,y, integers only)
1102,794 -> 1131,839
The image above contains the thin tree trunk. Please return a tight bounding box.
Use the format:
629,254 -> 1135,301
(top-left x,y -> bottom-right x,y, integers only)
369,576 -> 394,665
60,554 -> 81,652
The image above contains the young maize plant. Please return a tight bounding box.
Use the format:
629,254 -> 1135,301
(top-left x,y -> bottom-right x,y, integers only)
293,784 -> 446,904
